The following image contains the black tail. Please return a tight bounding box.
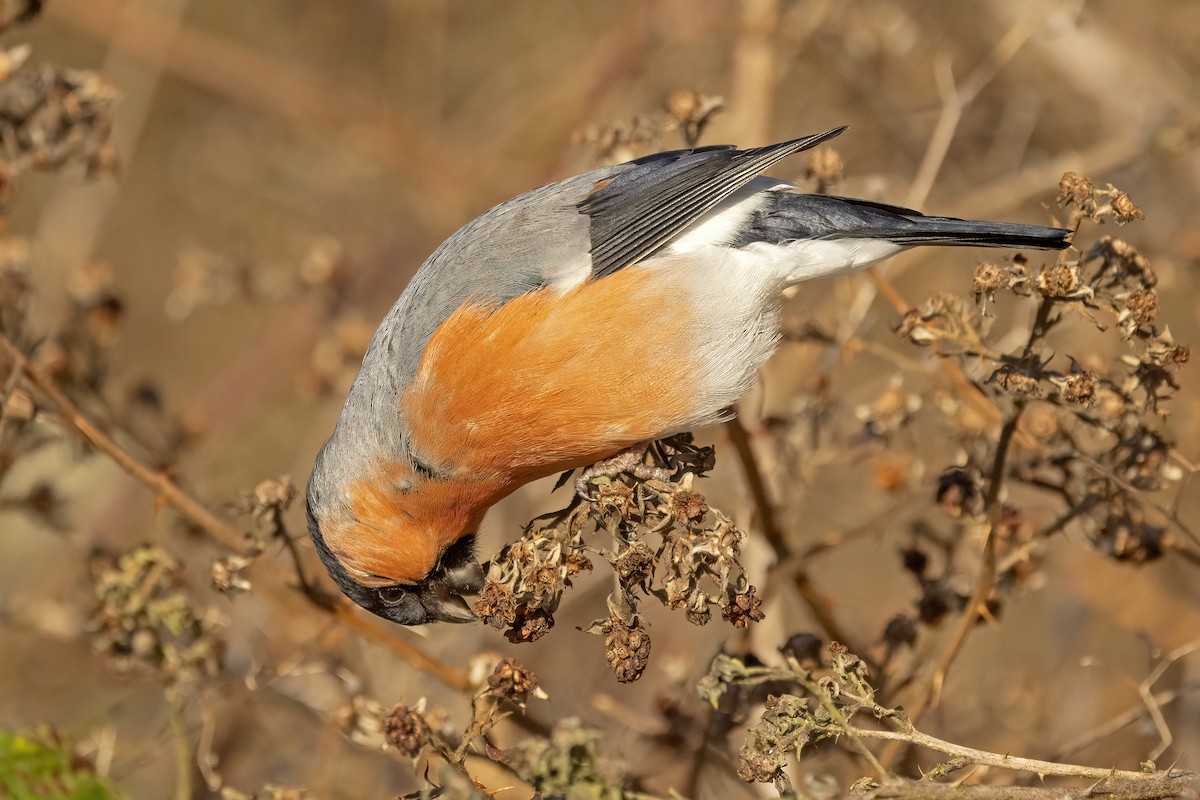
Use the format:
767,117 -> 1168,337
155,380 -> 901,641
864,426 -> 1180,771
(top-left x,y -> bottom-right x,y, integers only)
735,193 -> 1071,251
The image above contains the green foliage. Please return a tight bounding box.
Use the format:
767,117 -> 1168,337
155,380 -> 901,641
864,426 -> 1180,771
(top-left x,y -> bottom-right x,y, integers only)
0,728 -> 123,800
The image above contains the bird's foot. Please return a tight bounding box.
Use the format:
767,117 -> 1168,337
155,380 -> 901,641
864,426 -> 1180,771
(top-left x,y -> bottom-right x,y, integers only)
575,445 -> 673,500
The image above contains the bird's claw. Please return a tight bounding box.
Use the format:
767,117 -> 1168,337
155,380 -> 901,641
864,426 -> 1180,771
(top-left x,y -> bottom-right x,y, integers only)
575,446 -> 674,501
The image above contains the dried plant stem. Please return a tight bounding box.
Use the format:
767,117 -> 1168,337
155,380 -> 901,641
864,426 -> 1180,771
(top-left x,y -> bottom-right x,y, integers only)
865,774 -> 1194,800
883,403 -> 1025,768
860,724 -> 1183,784
165,686 -> 193,800
0,332 -> 475,695
731,0 -> 779,144
0,334 -> 250,555
1053,683 -> 1200,762
724,415 -> 860,651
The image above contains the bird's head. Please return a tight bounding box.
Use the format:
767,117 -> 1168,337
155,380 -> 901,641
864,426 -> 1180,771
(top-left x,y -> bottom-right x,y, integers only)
305,453 -> 491,625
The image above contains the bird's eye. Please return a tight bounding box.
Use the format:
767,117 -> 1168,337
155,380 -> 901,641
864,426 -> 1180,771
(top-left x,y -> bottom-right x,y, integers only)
378,586 -> 407,606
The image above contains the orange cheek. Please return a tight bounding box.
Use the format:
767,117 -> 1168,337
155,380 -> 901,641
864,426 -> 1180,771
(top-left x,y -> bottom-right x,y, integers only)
322,462 -> 506,586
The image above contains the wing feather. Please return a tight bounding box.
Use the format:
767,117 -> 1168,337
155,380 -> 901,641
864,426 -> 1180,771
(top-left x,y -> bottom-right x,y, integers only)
579,127 -> 846,276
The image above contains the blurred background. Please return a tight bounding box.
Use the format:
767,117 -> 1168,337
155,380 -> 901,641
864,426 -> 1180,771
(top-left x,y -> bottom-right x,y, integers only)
1,0 -> 1198,797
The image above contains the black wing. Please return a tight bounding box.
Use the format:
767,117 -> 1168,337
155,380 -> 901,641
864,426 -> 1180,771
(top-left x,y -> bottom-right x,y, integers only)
578,127 -> 847,277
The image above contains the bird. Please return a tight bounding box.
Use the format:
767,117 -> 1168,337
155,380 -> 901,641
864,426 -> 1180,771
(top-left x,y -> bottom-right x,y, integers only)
306,126 -> 1071,626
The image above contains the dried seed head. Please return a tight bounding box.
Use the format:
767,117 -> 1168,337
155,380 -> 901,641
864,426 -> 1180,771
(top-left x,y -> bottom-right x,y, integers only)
253,477 -> 295,511
1038,262 -> 1081,299
90,545 -> 225,685
1062,371 -> 1097,405
670,489 -> 709,525
1125,288 -> 1159,327
1020,403 -> 1059,439
1110,191 -> 1144,225
1095,517 -> 1166,563
595,479 -> 636,516
612,540 -> 656,586
685,592 -> 712,627
1058,171 -> 1095,209
936,467 -> 981,518
872,456 -> 911,493
1096,236 -> 1156,287
487,658 -> 539,704
383,704 -> 430,758
511,608 -> 554,643
806,146 -> 844,188
602,617 -> 652,683
664,89 -> 724,146
211,555 -> 254,597
722,586 -> 766,628
737,694 -> 810,783
993,366 -> 1040,396
474,582 -> 518,629
565,551 -> 593,577
780,633 -> 823,665
972,261 -> 1008,294
918,585 -> 952,624
899,547 -> 928,577
881,614 -> 918,649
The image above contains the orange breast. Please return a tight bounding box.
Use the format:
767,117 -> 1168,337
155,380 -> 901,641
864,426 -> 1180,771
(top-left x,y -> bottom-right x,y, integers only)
403,265 -> 703,483
325,265 -> 708,587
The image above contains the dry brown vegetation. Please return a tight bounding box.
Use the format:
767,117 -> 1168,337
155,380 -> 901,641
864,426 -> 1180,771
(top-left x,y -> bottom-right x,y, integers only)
2,2 -> 1199,799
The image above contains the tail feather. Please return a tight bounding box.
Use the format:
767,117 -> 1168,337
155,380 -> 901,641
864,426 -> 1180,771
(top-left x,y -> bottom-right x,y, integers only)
734,192 -> 1071,252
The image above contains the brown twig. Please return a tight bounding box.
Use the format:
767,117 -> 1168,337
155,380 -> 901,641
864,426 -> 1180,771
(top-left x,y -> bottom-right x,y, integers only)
0,331 -> 476,695
724,414 -> 861,652
882,403 -> 1025,768
859,722 -> 1189,783
0,334 -> 251,555
864,773 -> 1196,800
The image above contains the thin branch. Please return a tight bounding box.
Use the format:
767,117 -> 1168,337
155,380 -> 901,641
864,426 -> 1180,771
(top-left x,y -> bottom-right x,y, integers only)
864,773 -> 1196,800
0,334 -> 251,555
1052,683 -> 1200,762
724,414 -> 861,652
858,723 -> 1188,783
0,331 -> 477,695
883,403 -> 1025,768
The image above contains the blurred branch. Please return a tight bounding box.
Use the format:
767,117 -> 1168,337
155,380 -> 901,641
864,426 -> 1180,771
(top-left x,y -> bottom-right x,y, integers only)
859,723 -> 1187,783
905,0 -> 1062,210
725,414 -> 864,654
0,333 -> 250,555
730,0 -> 780,144
45,0 -> 497,229
882,403 -> 1025,769
0,331 -> 475,695
821,0 -> 1060,397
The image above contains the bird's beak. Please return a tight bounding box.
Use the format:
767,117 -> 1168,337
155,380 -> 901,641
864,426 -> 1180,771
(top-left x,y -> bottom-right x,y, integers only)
442,560 -> 485,594
422,580 -> 477,623
420,560 -> 485,624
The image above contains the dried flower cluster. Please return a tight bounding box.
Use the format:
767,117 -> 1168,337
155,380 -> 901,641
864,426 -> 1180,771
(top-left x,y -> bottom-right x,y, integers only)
476,435 -> 764,681
506,718 -> 630,800
856,173 -> 1195,666
0,44 -> 118,210
574,88 -> 725,162
699,642 -> 1194,797
89,544 -> 225,686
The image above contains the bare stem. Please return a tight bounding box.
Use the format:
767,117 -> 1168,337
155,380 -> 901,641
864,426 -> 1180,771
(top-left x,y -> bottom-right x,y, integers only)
724,415 -> 862,653
884,403 -> 1025,768
858,723 -> 1185,783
